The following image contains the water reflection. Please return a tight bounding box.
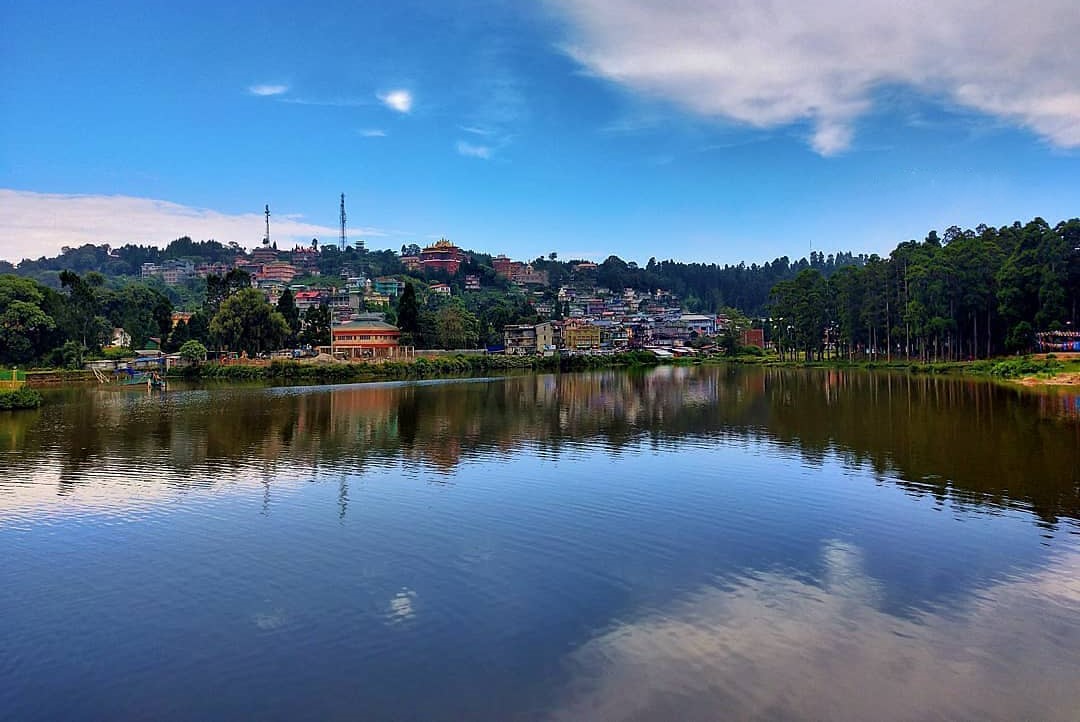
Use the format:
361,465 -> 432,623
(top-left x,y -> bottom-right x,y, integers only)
2,367 -> 1077,524
2,367 -> 1080,721
553,543 -> 1080,721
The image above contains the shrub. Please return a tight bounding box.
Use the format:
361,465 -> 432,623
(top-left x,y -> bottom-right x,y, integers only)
0,387 -> 43,410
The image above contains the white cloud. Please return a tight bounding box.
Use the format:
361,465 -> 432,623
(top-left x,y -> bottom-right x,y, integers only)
378,89 -> 413,113
551,543 -> 1080,720
456,141 -> 492,159
248,83 -> 288,97
550,0 -> 1080,154
0,189 -> 389,262
359,128 -> 387,137
459,125 -> 494,136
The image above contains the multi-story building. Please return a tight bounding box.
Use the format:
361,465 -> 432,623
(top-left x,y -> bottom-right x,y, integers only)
493,255 -> 517,278
364,292 -> 392,307
429,283 -> 451,296
161,259 -> 195,285
465,274 -> 481,291
679,314 -> 717,337
195,262 -> 231,278
290,246 -> 321,273
535,321 -> 560,355
511,265 -> 549,287
328,288 -> 360,320
503,324 -> 537,355
419,239 -> 465,275
293,290 -> 325,313
251,244 -> 278,265
323,317 -> 403,360
257,261 -> 298,285
373,277 -> 405,298
563,322 -> 601,350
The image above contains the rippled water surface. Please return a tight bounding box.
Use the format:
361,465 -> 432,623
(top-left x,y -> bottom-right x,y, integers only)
2,367 -> 1079,721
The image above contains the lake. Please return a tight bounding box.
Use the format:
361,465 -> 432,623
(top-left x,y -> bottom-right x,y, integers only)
2,366 -> 1079,721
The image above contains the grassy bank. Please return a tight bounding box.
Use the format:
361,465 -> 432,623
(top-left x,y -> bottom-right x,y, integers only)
0,387 -> 44,410
718,352 -> 1080,383
175,350 -> 663,383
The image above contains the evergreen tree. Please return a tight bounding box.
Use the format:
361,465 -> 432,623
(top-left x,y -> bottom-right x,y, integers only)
276,289 -> 301,345
397,283 -> 419,333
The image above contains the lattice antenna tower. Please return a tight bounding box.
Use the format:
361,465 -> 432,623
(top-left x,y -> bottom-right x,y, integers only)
339,193 -> 347,251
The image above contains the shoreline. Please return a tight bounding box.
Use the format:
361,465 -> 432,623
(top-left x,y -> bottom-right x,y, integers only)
13,352 -> 1080,393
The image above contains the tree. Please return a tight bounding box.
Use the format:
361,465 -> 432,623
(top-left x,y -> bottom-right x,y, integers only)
300,303 -> 331,347
205,268 -> 251,315
59,270 -> 105,349
0,276 -> 57,364
276,289 -> 301,345
60,340 -> 84,370
179,340 -> 208,365
435,300 -> 480,349
0,300 -> 56,364
209,288 -> 290,355
397,283 -> 419,334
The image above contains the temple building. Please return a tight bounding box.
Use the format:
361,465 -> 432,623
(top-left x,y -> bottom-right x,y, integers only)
419,238 -> 466,275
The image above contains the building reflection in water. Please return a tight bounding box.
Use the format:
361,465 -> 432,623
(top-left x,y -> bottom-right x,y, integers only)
0,367 -> 1077,525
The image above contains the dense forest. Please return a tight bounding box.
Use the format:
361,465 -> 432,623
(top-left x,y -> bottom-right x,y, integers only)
767,218 -> 1080,361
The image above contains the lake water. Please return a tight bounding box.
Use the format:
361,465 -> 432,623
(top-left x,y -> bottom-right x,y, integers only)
2,366 -> 1079,721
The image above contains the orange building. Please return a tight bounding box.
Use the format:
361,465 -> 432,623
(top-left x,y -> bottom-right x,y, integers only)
322,319 -> 405,360
257,261 -> 298,284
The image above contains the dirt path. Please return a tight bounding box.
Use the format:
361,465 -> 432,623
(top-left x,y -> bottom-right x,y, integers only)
1016,372 -> 1080,387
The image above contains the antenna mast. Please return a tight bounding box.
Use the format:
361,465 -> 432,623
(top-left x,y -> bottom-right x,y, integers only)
264,204 -> 271,246
339,194 -> 347,251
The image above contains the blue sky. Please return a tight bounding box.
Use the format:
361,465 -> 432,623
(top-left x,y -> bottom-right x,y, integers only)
2,0 -> 1078,264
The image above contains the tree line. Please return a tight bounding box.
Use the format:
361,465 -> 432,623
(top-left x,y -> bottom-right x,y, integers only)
767,217 -> 1080,361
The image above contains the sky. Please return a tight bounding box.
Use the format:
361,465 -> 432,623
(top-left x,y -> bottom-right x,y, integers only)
2,0 -> 1078,265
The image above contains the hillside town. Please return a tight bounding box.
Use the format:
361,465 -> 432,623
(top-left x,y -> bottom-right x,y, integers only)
124,234 -> 764,360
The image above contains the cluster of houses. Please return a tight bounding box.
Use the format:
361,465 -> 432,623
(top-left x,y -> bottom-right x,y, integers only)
502,311 -> 761,356
139,235 -> 767,359
500,281 -> 766,355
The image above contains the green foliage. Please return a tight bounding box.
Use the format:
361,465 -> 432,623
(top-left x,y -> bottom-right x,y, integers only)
397,283 -> 419,334
179,340 -> 208,364
209,288 -> 291,355
435,300 -> 481,349
276,290 -> 301,345
300,303 -> 331,347
60,340 -> 84,369
768,218 -> 1080,362
0,387 -> 43,410
100,346 -> 132,361
985,357 -> 1063,379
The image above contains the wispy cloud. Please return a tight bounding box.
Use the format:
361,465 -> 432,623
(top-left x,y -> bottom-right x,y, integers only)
359,129 -> 387,138
0,190 -> 391,262
550,0 -> 1080,154
278,96 -> 369,107
456,141 -> 492,159
248,83 -> 289,97
378,89 -> 413,113
459,125 -> 495,136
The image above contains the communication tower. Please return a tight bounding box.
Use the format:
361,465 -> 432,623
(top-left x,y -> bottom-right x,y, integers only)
339,194 -> 347,251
